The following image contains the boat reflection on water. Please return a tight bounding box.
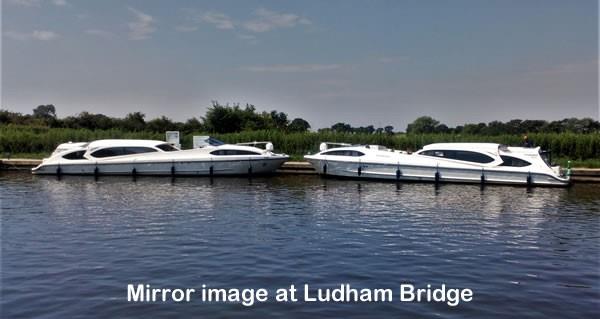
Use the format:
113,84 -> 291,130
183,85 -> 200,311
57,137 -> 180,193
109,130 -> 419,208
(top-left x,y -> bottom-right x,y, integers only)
3,171 -> 599,318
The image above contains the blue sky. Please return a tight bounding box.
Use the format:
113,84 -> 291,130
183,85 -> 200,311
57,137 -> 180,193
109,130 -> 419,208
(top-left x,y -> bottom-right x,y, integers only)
2,0 -> 598,130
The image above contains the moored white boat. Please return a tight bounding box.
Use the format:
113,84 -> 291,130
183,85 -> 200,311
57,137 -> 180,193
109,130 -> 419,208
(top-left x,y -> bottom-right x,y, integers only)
32,137 -> 289,176
304,142 -> 570,186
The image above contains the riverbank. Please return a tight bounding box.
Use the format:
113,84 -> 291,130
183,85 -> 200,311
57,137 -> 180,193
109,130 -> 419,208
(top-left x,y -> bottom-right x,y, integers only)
3,125 -> 600,166
3,158 -> 600,182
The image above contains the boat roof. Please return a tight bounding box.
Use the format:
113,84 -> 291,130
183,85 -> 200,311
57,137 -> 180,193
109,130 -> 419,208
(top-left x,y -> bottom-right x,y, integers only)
421,143 -> 501,154
87,139 -> 168,149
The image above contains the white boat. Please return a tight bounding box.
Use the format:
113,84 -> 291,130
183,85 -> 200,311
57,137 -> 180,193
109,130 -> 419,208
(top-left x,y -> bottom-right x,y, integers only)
304,142 -> 570,186
32,137 -> 289,176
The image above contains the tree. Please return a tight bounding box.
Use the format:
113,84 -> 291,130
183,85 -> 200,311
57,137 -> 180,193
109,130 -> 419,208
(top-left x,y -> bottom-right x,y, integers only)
202,102 -> 243,133
0,109 -> 28,125
122,112 -> 146,131
270,111 -> 289,130
32,104 -> 56,120
461,122 -> 486,135
463,123 -> 481,134
434,124 -> 450,133
32,104 -> 57,126
182,117 -> 204,133
147,116 -> 177,132
525,120 -> 547,133
384,125 -> 394,135
73,112 -> 115,130
486,121 -> 506,135
288,118 -> 311,132
562,117 -> 598,133
331,122 -> 352,133
506,119 -> 523,134
241,105 -> 270,131
406,116 -> 440,134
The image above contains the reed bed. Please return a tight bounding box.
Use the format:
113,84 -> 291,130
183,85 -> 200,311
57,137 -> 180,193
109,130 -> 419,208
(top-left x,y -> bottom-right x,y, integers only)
2,125 -> 599,166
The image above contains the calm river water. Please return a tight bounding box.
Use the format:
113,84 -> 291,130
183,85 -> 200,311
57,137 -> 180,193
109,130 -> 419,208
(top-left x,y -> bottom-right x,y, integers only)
1,172 -> 599,318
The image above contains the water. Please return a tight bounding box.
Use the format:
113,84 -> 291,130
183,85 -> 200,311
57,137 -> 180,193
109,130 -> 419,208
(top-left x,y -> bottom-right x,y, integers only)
1,172 -> 599,318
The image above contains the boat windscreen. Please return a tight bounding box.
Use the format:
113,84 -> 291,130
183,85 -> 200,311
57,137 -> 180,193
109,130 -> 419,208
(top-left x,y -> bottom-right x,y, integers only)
540,151 -> 553,168
52,142 -> 90,155
157,143 -> 179,152
207,137 -> 225,146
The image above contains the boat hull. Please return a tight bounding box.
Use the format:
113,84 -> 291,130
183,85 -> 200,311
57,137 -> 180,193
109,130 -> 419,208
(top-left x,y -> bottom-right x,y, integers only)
32,157 -> 288,176
305,158 -> 570,187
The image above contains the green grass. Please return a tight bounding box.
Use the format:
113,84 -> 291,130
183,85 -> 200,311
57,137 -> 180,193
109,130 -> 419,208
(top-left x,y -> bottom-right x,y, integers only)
2,124 -> 599,167
2,152 -> 48,159
554,158 -> 600,169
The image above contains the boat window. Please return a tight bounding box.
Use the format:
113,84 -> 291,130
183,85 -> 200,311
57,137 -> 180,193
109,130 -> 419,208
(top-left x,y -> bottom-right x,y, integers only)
539,151 -> 553,168
453,151 -> 495,163
421,150 -> 494,163
421,150 -> 446,157
91,147 -> 157,158
500,156 -> 531,167
322,150 -> 365,157
207,137 -> 225,146
156,143 -> 179,152
121,147 -> 157,155
210,150 -> 262,156
91,147 -> 123,158
62,150 -> 86,160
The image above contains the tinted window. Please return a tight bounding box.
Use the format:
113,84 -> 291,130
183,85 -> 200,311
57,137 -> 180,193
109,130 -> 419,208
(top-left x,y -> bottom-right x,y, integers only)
421,150 -> 447,157
157,143 -> 178,152
62,150 -> 86,160
210,150 -> 261,156
452,151 -> 495,163
208,137 -> 225,146
322,150 -> 365,157
421,150 -> 494,163
91,147 -> 123,158
121,147 -> 157,155
91,147 -> 156,158
540,151 -> 552,167
500,156 -> 531,167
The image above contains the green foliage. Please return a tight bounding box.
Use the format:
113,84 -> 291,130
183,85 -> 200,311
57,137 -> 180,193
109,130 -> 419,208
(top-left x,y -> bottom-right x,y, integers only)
406,116 -> 439,134
288,118 -> 311,132
181,117 -> 204,133
203,102 -> 246,133
2,124 -> 599,167
326,123 -> 384,134
122,112 -> 146,132
146,116 -> 178,132
32,104 -> 56,120
406,116 -> 600,135
2,103 -> 600,168
4,104 -> 599,135
200,102 -> 304,133
0,125 -> 162,154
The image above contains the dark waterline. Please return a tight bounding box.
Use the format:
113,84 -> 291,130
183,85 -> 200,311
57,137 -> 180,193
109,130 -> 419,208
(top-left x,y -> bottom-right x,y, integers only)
1,172 -> 599,318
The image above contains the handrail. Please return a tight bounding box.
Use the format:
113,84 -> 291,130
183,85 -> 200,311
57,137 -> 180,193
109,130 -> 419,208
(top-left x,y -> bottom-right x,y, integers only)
235,141 -> 272,146
235,141 -> 274,151
319,142 -> 353,147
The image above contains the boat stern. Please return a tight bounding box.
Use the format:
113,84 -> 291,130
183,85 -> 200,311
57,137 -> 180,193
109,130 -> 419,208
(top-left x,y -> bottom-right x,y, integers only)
303,155 -> 325,173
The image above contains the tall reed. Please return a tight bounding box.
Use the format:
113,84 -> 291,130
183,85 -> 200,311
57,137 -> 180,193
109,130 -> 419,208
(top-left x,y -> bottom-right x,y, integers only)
2,125 -> 599,161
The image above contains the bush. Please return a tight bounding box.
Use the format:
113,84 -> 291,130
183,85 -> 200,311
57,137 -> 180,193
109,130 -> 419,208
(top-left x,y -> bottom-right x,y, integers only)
3,125 -> 598,163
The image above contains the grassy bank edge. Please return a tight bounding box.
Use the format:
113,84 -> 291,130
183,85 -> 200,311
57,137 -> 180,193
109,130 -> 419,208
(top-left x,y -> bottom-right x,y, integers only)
6,153 -> 600,168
